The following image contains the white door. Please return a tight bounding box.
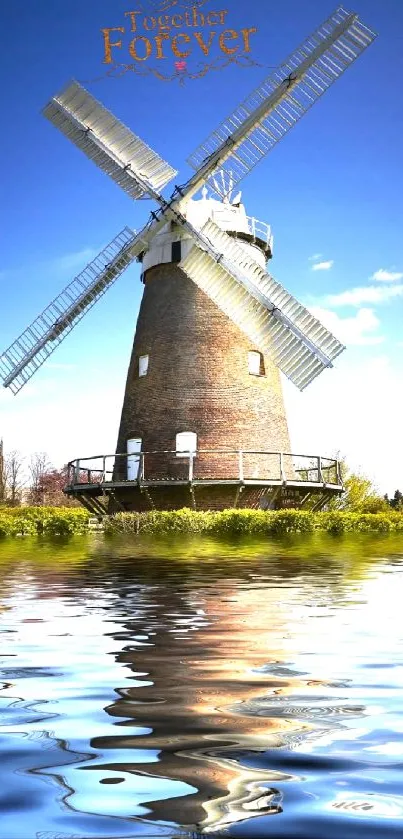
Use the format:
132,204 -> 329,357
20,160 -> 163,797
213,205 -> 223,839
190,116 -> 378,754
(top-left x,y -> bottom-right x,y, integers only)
127,438 -> 142,480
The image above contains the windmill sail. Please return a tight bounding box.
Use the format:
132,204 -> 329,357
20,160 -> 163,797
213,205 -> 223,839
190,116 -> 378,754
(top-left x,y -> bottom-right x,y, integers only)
187,6 -> 376,199
0,228 -> 140,394
180,221 -> 344,390
44,81 -> 177,200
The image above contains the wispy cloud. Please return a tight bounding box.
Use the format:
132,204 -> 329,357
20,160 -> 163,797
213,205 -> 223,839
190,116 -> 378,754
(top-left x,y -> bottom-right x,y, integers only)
43,362 -> 77,371
371,268 -> 403,283
312,260 -> 334,272
309,306 -> 383,346
309,253 -> 322,262
0,246 -> 100,284
326,284 -> 403,307
50,248 -> 99,274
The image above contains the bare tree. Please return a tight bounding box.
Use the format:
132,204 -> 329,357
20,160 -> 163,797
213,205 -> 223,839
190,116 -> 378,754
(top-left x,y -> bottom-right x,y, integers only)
28,452 -> 52,505
4,450 -> 25,506
0,440 -> 6,503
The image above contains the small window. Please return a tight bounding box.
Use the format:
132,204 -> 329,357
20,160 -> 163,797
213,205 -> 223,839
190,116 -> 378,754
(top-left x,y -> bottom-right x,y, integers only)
248,351 -> 265,376
171,241 -> 182,263
176,431 -> 197,458
139,355 -> 149,377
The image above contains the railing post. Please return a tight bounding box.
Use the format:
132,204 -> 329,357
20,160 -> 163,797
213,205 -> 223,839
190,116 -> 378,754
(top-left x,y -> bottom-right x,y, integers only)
138,452 -> 144,486
239,450 -> 244,482
189,452 -> 194,483
318,456 -> 324,484
74,459 -> 80,483
280,452 -> 285,483
102,456 -> 106,483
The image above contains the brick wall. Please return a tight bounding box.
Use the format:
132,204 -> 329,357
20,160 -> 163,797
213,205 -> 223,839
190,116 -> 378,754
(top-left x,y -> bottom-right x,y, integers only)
115,263 -> 291,486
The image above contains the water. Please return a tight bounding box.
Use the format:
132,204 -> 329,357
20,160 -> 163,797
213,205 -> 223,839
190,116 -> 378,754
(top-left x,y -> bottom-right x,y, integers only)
1,534 -> 403,839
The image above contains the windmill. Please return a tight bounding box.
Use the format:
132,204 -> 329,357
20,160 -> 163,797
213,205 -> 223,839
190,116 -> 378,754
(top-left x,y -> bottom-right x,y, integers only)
0,6 -> 376,514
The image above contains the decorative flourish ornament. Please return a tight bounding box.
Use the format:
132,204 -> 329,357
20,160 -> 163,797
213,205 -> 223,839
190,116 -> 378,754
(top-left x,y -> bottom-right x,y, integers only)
144,0 -> 208,9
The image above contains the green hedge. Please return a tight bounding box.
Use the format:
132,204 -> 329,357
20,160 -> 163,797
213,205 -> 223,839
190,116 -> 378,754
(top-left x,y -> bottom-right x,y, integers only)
0,507 -> 90,537
104,508 -> 403,536
1,507 -> 402,539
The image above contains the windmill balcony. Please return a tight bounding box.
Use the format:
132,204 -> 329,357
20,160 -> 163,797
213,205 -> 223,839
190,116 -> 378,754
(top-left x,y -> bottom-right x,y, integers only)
64,450 -> 343,516
219,212 -> 274,257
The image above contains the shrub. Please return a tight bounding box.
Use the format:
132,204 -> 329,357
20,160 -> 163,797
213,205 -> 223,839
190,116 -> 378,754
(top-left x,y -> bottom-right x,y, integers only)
1,506 -> 402,540
0,507 -> 89,538
105,508 -> 403,536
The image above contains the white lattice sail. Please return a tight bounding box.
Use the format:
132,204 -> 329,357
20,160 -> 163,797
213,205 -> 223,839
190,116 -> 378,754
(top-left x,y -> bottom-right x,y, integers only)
0,228 -> 141,394
187,6 -> 376,199
180,221 -> 344,390
44,81 -> 177,199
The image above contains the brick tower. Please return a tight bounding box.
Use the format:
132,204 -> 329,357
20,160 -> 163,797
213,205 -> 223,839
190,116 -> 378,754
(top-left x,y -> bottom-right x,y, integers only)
115,195 -> 292,510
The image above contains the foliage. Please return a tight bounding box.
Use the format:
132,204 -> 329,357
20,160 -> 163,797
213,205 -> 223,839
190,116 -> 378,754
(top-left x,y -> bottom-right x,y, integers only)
104,508 -> 403,537
327,458 -> 389,513
385,490 -> 403,512
0,507 -> 89,538
27,455 -> 78,507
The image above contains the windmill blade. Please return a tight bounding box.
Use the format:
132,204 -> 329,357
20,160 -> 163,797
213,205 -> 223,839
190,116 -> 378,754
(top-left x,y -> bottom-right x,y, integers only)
44,80 -> 177,200
180,220 -> 344,390
186,6 -> 376,199
0,228 -> 141,394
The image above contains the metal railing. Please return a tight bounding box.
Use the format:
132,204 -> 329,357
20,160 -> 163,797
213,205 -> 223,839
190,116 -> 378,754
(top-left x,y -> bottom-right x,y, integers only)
245,216 -> 274,251
66,450 -> 342,488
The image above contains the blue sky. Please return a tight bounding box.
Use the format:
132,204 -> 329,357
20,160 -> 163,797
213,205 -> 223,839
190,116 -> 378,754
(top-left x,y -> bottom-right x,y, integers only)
0,0 -> 402,493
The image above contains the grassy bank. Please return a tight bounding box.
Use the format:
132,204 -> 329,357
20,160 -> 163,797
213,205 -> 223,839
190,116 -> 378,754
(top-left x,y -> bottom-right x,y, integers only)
104,509 -> 403,535
0,507 -> 90,537
1,507 -> 403,538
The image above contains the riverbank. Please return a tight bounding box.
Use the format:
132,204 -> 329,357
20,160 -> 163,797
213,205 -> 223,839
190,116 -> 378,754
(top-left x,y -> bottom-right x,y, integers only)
1,506 -> 403,537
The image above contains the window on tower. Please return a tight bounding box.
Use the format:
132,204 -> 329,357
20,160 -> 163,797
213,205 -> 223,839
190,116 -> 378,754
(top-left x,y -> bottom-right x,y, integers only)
139,355 -> 149,377
248,351 -> 265,376
171,241 -> 182,263
176,431 -> 197,458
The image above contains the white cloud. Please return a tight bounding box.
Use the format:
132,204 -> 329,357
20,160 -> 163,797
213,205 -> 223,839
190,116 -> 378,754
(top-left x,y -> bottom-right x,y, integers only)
371,268 -> 403,283
326,284 -> 403,307
50,248 -> 99,273
312,260 -> 334,272
309,253 -> 322,262
309,306 -> 383,346
43,362 -> 77,371
284,354 -> 403,495
0,247 -> 100,284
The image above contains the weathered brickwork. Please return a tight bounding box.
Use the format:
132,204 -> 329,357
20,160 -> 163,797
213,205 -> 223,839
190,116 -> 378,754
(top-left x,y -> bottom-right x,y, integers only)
115,261 -> 292,506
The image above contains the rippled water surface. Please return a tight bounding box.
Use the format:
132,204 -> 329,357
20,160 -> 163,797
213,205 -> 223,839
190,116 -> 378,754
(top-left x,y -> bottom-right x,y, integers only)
1,534 -> 403,839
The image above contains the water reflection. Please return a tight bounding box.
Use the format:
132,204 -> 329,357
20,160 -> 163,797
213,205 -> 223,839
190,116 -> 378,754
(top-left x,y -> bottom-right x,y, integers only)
0,535 -> 403,837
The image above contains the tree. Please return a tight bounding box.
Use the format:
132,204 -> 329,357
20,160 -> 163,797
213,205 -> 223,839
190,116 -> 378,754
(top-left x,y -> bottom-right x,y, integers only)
0,440 -> 6,504
329,458 -> 389,513
38,465 -> 77,507
2,450 -> 25,506
28,452 -> 52,505
27,455 -> 77,507
386,490 -> 403,511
